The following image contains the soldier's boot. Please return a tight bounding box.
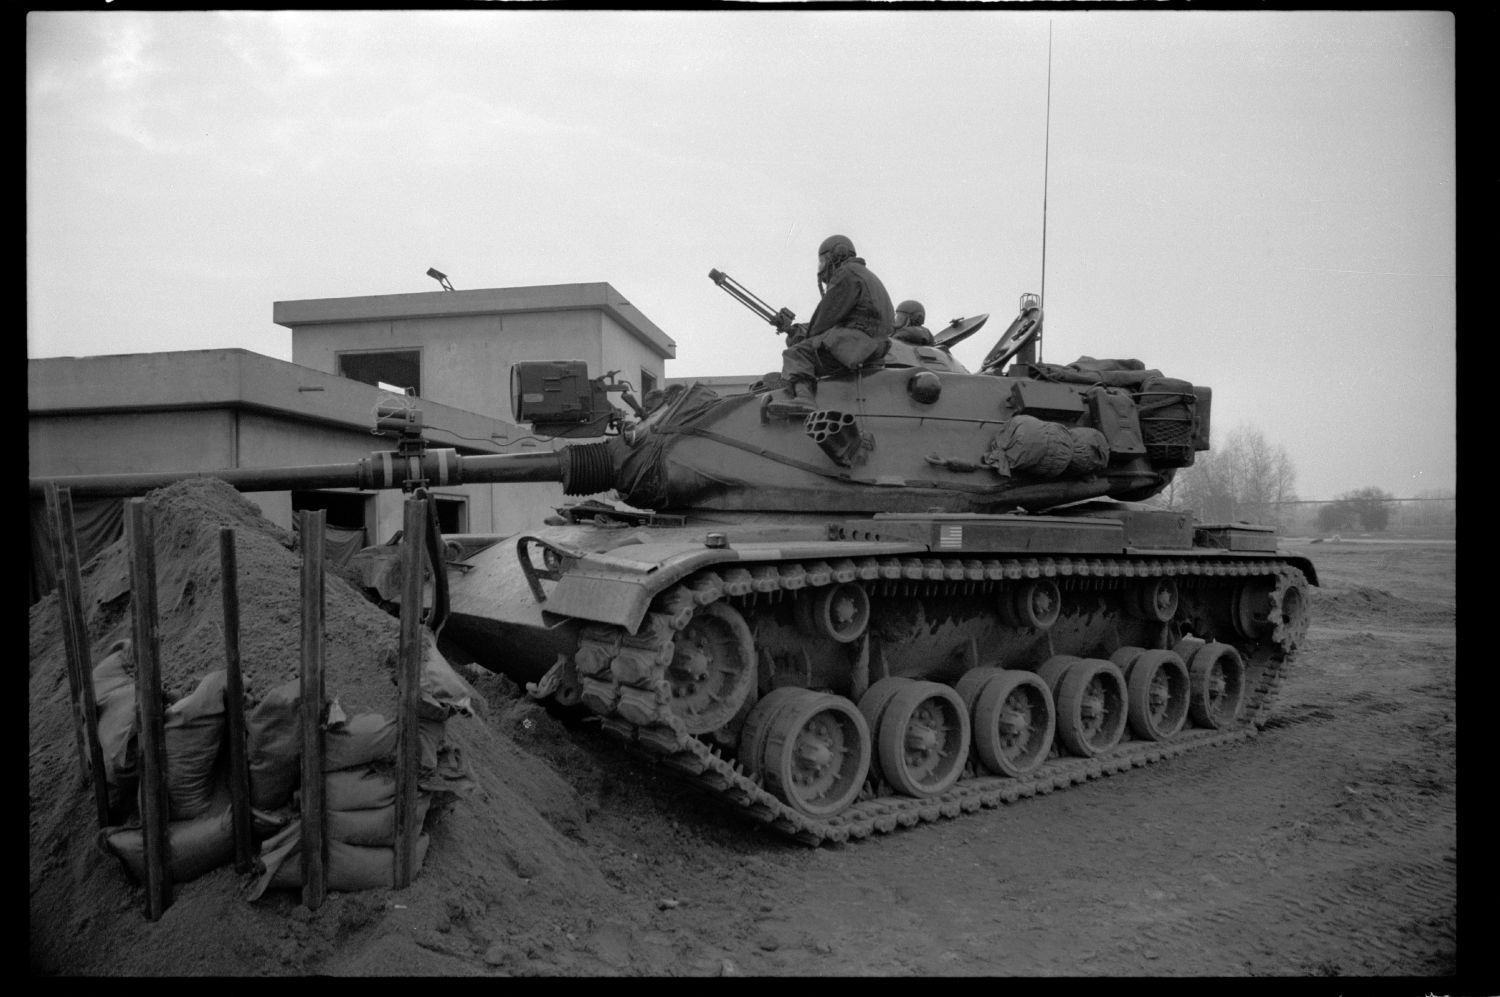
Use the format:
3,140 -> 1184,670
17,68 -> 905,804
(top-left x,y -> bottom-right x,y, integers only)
785,375 -> 815,399
763,376 -> 816,420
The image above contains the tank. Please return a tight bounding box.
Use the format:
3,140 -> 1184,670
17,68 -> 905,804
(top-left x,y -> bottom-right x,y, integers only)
31,294 -> 1316,844
349,294 -> 1317,843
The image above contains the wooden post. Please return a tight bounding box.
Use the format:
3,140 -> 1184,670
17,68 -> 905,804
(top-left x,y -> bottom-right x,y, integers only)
219,528 -> 256,873
125,498 -> 172,920
298,510 -> 328,910
44,484 -> 112,830
393,497 -> 427,888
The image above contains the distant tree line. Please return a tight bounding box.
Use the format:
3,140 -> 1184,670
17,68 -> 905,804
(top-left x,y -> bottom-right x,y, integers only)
1147,423 -> 1450,535
1316,486 -> 1395,532
1157,424 -> 1297,528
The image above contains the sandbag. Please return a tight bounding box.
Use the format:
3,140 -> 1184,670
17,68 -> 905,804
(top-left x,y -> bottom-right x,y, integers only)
325,766 -> 396,811
328,794 -> 433,847
163,671 -> 228,819
247,679 -> 301,810
328,714 -> 455,788
419,630 -> 477,720
422,744 -> 477,797
92,639 -> 133,701
94,681 -> 138,773
248,819 -> 431,900
246,820 -> 301,901
101,803 -> 236,885
92,640 -> 139,806
418,716 -> 445,771
323,712 -> 398,772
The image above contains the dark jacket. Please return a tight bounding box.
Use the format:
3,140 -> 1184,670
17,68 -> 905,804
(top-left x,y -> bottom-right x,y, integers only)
807,257 -> 895,340
893,324 -> 934,346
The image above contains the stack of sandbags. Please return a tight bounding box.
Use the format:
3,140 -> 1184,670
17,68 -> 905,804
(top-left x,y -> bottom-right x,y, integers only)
99,667 -> 240,883
247,707 -> 431,899
94,628 -> 478,895
246,631 -> 477,899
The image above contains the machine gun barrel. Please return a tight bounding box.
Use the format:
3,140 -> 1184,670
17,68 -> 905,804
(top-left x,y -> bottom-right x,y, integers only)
708,268 -> 795,332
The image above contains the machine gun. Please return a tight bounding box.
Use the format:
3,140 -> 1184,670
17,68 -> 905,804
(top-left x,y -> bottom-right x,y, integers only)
708,269 -> 799,336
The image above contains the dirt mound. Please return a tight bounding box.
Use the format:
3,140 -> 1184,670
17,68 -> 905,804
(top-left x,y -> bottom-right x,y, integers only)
1307,583 -> 1454,629
28,478 -> 649,976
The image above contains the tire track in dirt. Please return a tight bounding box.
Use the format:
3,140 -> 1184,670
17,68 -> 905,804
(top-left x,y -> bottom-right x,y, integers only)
1119,849 -> 1457,976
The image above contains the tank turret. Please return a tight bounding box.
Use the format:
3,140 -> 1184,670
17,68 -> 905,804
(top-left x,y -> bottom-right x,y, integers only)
511,348 -> 1209,516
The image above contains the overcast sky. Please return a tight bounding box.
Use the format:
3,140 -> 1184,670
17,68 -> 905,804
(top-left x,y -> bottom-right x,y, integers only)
27,10 -> 1454,502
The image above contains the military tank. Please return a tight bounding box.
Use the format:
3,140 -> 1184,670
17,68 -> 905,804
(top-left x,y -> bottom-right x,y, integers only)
31,286 -> 1314,845
342,282 -> 1315,843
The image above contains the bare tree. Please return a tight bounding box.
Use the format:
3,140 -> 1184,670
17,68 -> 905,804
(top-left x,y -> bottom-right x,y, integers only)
1168,424 -> 1298,528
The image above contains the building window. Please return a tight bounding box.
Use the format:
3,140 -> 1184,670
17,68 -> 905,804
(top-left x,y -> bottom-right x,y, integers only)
291,490 -> 374,567
433,495 -> 468,533
640,368 -> 657,397
338,350 -> 421,395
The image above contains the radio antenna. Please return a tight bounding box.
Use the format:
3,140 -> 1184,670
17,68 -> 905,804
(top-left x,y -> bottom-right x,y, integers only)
1038,20 -> 1053,363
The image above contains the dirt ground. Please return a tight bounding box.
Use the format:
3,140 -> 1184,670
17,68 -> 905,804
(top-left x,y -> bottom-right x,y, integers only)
28,487 -> 1460,979
449,538 -> 1461,979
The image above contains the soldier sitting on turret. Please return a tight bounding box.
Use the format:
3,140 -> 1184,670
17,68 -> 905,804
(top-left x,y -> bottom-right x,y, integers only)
892,299 -> 934,346
780,234 -> 895,400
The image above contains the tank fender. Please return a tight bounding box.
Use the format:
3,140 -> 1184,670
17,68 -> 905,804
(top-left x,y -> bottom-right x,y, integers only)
538,539 -> 926,633
1280,553 -> 1318,585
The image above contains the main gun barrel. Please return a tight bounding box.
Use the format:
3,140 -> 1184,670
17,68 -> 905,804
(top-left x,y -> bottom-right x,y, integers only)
26,445 -> 615,499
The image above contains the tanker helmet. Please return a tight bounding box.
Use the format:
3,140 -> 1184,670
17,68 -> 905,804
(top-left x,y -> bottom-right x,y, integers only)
817,234 -> 856,287
818,234 -> 856,257
895,299 -> 925,327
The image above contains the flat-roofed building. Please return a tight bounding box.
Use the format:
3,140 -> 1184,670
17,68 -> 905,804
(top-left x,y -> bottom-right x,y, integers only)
30,282 -> 677,601
276,282 -> 675,421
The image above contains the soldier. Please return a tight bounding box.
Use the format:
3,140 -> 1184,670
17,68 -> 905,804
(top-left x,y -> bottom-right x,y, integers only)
892,299 -> 934,346
780,235 -> 895,399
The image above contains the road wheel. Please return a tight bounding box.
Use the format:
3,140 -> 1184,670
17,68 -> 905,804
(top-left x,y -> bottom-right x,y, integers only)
1055,658 -> 1128,757
874,680 -> 970,798
970,670 -> 1055,777
759,690 -> 871,817
738,687 -> 808,780
1187,642 -> 1246,729
1125,650 -> 1190,740
1035,654 -> 1085,698
955,666 -> 1007,712
858,676 -> 913,785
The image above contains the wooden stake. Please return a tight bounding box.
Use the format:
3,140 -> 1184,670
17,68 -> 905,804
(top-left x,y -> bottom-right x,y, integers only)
219,528 -> 255,873
126,498 -> 172,921
298,510 -> 328,910
45,484 -> 112,830
393,497 -> 428,888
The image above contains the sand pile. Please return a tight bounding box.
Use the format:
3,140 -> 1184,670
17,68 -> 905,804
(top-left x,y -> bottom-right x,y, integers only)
28,478 -> 664,976
1308,583 -> 1456,629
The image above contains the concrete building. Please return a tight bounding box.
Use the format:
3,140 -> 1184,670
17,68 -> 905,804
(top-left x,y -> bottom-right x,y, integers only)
276,282 -> 675,420
30,283 -> 676,601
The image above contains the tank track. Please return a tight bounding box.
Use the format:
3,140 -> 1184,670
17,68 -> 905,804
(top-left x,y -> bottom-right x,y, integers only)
563,554 -> 1310,846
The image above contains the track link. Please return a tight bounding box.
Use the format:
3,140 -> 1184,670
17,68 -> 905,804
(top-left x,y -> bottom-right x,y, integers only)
560,554 -> 1309,845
